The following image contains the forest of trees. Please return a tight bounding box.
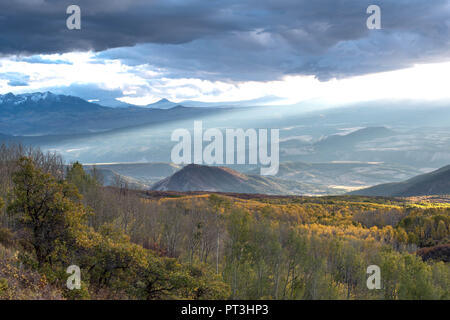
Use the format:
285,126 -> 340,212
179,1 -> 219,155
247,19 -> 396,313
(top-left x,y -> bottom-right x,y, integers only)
0,144 -> 449,300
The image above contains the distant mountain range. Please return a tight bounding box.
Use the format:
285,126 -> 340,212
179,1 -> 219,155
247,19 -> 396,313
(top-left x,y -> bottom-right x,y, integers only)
247,160 -> 423,190
144,96 -> 283,109
350,164 -> 450,197
0,92 -> 283,136
3,91 -> 450,174
150,164 -> 339,195
0,92 -> 225,135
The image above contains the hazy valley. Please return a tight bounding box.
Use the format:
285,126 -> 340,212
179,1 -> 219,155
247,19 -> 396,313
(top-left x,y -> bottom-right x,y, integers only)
2,92 -> 450,195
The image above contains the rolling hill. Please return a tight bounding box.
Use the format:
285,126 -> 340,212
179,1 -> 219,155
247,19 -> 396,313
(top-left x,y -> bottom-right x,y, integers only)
314,126 -> 395,150
350,164 -> 450,197
86,167 -> 149,190
84,162 -> 182,187
150,164 -> 339,195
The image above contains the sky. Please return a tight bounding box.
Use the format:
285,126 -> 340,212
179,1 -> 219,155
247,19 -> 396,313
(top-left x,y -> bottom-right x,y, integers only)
0,0 -> 449,106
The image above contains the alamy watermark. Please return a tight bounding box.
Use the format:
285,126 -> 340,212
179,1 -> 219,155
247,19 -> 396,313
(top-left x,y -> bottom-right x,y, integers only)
366,265 -> 381,290
367,5 -> 381,30
171,121 -> 279,175
66,5 -> 81,30
66,265 -> 81,290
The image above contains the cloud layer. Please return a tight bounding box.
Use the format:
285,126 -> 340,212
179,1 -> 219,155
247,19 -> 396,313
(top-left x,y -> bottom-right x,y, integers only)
1,0 -> 449,81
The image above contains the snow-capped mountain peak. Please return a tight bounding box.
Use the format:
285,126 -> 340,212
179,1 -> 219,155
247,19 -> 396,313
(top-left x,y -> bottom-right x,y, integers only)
0,91 -> 63,105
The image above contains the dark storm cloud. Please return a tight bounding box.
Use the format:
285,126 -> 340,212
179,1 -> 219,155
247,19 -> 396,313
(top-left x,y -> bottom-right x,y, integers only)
1,0 -> 449,80
0,0 -> 243,54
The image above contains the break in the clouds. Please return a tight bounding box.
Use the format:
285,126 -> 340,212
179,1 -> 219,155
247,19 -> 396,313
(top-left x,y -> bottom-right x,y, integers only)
1,72 -> 30,87
2,51 -> 450,107
1,0 -> 449,81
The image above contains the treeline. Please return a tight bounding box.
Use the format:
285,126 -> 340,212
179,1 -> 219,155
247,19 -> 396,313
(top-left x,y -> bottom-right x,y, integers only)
0,144 -> 449,299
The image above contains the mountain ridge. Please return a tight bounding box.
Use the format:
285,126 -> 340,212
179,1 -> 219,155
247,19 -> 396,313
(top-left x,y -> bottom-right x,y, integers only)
350,164 -> 450,197
0,92 -> 226,135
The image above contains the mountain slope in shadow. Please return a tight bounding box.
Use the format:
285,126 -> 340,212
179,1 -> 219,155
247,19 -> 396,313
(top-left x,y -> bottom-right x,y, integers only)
350,165 -> 450,197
